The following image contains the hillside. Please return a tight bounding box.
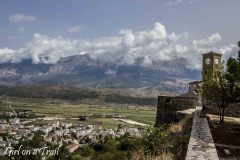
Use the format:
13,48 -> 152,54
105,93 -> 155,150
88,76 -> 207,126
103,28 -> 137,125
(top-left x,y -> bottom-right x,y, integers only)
0,85 -> 160,106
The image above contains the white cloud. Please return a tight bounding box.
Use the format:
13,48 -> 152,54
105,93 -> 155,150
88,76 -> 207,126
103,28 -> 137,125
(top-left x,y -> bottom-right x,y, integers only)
105,69 -> 117,75
167,0 -> 183,6
0,22 -> 236,70
67,26 -> 81,33
0,48 -> 16,63
193,33 -> 222,48
167,0 -> 200,6
218,44 -> 237,56
8,14 -> 36,23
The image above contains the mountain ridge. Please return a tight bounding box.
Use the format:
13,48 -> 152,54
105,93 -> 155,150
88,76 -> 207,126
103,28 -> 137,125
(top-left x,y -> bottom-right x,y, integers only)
0,54 -> 201,93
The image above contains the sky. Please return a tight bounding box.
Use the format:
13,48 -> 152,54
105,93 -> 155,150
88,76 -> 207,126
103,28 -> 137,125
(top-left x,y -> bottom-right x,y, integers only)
0,0 -> 239,69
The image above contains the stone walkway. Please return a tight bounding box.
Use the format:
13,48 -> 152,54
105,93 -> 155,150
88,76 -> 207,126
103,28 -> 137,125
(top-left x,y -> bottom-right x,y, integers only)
186,106 -> 219,160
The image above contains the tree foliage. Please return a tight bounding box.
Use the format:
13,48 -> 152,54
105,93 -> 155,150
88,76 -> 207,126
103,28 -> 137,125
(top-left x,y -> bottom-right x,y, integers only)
141,126 -> 171,158
202,63 -> 231,123
225,51 -> 240,102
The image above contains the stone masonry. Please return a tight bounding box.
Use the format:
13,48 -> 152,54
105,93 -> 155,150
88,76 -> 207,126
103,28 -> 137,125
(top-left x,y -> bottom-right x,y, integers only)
185,106 -> 219,160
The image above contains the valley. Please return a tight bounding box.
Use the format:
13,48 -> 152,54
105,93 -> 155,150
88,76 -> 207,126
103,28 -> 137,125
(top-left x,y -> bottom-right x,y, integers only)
0,86 -> 158,128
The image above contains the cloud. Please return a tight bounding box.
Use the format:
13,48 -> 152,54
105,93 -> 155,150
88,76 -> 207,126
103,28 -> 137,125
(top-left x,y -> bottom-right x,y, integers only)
0,22 -> 237,70
0,48 -> 16,63
167,0 -> 183,6
193,33 -> 221,48
67,26 -> 81,33
218,44 -> 237,57
105,69 -> 117,76
167,0 -> 200,6
23,33 -> 120,64
8,14 -> 36,23
17,27 -> 25,36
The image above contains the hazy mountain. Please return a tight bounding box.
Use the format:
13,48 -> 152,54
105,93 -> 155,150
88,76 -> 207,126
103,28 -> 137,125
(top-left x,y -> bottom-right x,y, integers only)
0,54 -> 201,93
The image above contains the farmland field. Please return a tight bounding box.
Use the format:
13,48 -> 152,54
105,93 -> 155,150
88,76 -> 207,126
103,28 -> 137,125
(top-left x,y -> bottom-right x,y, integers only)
0,97 -> 157,129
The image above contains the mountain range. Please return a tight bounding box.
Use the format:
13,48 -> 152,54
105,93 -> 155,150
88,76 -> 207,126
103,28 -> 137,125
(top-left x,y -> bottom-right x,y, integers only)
0,54 -> 201,93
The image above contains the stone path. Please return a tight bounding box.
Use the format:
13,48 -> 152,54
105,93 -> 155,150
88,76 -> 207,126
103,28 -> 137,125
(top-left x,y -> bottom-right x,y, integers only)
186,106 -> 219,160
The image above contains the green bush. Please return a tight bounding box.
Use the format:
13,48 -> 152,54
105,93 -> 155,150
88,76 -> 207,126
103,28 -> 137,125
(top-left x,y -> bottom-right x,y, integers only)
141,126 -> 172,158
91,151 -> 128,160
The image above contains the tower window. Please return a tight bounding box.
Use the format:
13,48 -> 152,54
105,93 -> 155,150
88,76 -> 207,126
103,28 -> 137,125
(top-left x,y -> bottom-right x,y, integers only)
205,58 -> 211,65
214,59 -> 219,65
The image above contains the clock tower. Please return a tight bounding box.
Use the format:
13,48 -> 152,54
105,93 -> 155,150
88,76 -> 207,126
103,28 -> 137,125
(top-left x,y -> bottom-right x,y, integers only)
202,51 -> 222,77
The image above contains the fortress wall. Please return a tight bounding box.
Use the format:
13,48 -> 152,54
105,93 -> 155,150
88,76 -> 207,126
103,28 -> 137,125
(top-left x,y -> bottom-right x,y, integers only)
155,96 -> 197,126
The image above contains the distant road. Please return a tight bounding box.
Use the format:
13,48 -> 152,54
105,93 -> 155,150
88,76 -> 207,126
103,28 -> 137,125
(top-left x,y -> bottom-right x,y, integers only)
112,118 -> 149,126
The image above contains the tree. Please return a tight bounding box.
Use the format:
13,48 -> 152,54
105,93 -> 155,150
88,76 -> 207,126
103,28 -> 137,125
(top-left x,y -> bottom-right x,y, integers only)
79,145 -> 94,157
67,154 -> 83,160
224,42 -> 240,103
202,63 -> 232,123
140,126 -> 171,158
103,140 -> 117,153
90,151 -> 128,160
237,41 -> 240,62
225,57 -> 240,102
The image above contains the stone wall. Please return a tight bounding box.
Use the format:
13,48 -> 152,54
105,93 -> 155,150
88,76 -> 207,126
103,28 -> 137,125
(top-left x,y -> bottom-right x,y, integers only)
186,106 -> 219,160
155,95 -> 197,127
206,103 -> 240,118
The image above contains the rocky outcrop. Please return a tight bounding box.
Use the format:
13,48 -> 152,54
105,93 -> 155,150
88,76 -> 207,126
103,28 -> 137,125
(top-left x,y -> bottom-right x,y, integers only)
49,54 -> 93,74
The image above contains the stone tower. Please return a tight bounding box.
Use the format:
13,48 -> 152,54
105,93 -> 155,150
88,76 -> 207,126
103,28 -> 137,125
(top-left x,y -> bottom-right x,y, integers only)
154,51 -> 222,127
202,51 -> 222,77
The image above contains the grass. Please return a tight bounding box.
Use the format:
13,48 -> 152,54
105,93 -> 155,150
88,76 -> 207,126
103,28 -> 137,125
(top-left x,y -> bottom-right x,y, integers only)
167,114 -> 193,159
87,118 -> 128,129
